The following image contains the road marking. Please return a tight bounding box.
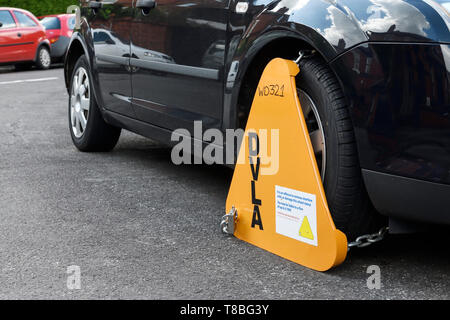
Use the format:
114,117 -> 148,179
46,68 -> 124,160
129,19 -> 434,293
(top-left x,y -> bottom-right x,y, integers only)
0,77 -> 59,85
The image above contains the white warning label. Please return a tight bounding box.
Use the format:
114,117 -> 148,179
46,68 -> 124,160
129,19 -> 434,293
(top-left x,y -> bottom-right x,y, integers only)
275,185 -> 318,246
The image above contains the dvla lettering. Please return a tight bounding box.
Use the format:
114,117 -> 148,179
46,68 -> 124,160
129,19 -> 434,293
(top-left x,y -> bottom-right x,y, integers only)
249,132 -> 263,230
180,304 -> 214,318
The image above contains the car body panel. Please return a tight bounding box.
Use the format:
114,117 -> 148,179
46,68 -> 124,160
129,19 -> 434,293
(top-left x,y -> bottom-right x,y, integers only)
331,42 -> 450,186
128,0 -> 229,132
0,7 -> 48,64
337,0 -> 450,43
0,10 -> 21,62
49,35 -> 71,60
85,0 -> 135,118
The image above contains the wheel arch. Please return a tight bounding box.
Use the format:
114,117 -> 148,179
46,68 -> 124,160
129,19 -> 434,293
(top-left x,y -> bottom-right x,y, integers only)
227,28 -> 351,131
34,40 -> 51,62
223,0 -> 369,130
64,34 -> 89,94
236,34 -> 314,128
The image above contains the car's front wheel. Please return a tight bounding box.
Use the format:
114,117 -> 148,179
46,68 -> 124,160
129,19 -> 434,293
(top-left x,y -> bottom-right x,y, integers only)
296,56 -> 383,240
69,55 -> 121,152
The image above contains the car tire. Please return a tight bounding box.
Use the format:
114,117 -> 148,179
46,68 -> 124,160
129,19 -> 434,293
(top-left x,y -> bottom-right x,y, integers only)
296,56 -> 384,240
69,55 -> 121,152
35,46 -> 51,70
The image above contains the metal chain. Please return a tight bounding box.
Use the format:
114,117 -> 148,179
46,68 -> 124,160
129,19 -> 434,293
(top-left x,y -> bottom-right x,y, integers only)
222,203 -> 388,251
347,226 -> 389,251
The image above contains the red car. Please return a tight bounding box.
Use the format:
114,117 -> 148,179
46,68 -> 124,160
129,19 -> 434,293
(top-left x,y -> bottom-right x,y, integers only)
0,7 -> 51,69
39,14 -> 75,63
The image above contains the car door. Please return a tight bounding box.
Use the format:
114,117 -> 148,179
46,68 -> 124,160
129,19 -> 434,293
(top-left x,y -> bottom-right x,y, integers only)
129,0 -> 230,132
88,0 -> 135,118
0,10 -> 20,63
12,10 -> 42,61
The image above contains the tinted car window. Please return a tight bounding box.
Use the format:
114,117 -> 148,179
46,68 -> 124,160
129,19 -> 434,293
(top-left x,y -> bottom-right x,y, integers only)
40,17 -> 61,30
0,10 -> 16,29
68,16 -> 76,30
94,31 -> 115,44
14,11 -> 37,27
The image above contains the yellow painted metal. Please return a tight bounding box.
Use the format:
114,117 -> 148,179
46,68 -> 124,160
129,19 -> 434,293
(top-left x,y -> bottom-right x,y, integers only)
226,58 -> 348,271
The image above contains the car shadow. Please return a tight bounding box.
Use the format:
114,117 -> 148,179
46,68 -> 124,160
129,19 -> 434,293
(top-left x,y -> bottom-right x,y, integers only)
105,132 -> 450,279
347,227 -> 450,261
0,63 -> 63,74
111,133 -> 234,194
0,66 -> 15,74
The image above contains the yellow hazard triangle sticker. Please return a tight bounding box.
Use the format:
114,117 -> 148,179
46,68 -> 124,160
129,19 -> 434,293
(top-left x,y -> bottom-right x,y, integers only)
299,216 -> 314,240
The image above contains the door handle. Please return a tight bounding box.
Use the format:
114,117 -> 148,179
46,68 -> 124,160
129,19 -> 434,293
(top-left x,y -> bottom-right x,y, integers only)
88,1 -> 103,9
136,0 -> 157,11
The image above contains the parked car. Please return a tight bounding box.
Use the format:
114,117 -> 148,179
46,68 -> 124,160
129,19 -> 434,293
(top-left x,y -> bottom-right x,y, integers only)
39,14 -> 75,63
0,7 -> 51,69
64,0 -> 450,240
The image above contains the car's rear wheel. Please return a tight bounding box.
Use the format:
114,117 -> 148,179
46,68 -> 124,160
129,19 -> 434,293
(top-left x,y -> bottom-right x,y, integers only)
69,55 -> 121,152
296,56 -> 383,240
35,46 -> 51,70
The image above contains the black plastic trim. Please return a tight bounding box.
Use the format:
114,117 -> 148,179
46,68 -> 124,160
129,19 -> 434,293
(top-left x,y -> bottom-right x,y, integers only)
362,169 -> 450,225
0,41 -> 33,47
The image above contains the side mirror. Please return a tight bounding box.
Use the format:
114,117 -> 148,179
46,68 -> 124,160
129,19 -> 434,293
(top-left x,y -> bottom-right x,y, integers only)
0,22 -> 3,28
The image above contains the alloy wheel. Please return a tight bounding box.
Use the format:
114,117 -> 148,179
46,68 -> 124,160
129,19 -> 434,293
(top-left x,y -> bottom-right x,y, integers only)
70,67 -> 90,138
39,48 -> 51,69
298,89 -> 326,180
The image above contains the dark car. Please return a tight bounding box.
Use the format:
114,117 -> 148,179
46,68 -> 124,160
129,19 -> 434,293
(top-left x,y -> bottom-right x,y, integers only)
0,7 -> 51,69
39,14 -> 76,63
64,0 -> 450,240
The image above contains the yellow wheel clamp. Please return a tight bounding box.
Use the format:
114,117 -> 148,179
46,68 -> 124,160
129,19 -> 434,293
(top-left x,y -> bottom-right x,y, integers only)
223,58 -> 348,271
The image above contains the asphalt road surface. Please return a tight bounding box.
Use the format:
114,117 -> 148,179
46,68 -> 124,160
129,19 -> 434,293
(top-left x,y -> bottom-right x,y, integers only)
0,66 -> 449,300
